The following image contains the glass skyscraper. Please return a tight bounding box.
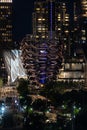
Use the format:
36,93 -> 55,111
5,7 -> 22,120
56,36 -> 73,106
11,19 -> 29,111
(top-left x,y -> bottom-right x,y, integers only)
0,0 -> 13,49
0,0 -> 13,84
32,0 -> 69,42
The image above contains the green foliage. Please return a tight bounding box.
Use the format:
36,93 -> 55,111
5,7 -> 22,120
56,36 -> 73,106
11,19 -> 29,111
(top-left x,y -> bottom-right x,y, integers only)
40,80 -> 63,106
17,78 -> 29,98
40,80 -> 80,107
73,107 -> 80,115
17,78 -> 32,113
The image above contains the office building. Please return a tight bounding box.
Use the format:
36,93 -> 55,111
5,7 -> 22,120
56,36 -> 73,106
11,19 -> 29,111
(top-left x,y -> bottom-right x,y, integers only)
0,0 -> 13,84
58,0 -> 87,88
0,0 -> 13,49
32,0 -> 69,42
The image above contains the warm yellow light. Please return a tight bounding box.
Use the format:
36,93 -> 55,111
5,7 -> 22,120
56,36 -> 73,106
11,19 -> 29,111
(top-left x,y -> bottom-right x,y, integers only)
81,37 -> 86,40
36,35 -> 39,38
65,30 -> 69,33
38,18 -> 45,21
0,0 -> 12,3
58,28 -> 61,30
36,8 -> 40,11
38,18 -> 42,21
42,35 -> 45,38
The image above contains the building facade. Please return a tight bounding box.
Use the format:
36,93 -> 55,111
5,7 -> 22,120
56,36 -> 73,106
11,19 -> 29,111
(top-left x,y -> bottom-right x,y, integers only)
0,0 -> 13,84
32,0 -> 69,42
58,0 -> 87,88
20,0 -> 87,88
0,0 -> 13,49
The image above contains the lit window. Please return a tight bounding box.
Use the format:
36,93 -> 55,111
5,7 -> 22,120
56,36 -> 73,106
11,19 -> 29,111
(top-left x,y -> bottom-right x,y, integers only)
42,36 -> 45,38
0,0 -> 12,3
58,28 -> 61,30
81,37 -> 86,40
38,28 -> 42,31
36,8 -> 40,11
38,18 -> 42,21
65,30 -> 69,33
36,35 -> 39,38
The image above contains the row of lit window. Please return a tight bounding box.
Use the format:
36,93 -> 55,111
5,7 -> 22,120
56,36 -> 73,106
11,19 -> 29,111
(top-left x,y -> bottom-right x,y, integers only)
81,30 -> 86,33
35,35 -> 47,39
81,0 -> 87,4
0,6 -> 9,9
81,0 -> 87,16
57,18 -> 69,22
37,27 -> 47,31
64,63 -> 84,69
82,14 -> 87,17
0,28 -> 6,31
37,30 -> 46,32
38,18 -> 45,21
0,14 -> 9,18
0,11 -> 11,15
6,25 -> 12,28
0,0 -> 12,3
63,23 -> 69,26
36,11 -> 48,14
2,33 -> 11,36
3,39 -> 12,42
57,14 -> 69,18
0,26 -> 12,29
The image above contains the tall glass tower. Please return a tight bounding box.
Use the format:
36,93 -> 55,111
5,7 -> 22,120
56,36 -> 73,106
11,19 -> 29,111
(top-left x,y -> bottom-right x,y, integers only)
0,0 -> 13,49
32,0 -> 69,42
80,0 -> 87,44
0,0 -> 13,84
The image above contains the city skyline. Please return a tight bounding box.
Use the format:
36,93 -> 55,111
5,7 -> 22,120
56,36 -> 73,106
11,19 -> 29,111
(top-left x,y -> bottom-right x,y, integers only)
0,0 -> 86,86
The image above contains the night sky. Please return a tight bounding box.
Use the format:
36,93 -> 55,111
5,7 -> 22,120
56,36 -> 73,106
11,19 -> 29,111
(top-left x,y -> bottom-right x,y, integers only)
13,0 -> 34,42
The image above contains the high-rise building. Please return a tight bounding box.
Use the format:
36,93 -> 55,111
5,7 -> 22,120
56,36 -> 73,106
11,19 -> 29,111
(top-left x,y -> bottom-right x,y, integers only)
32,0 -> 69,43
0,0 -> 13,49
32,0 -> 70,63
57,0 -> 87,88
81,0 -> 87,18
73,0 -> 87,45
0,0 -> 13,84
32,0 -> 48,40
80,0 -> 87,44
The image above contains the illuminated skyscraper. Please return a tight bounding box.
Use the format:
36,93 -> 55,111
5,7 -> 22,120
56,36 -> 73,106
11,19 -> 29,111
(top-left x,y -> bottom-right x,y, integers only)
0,0 -> 13,49
73,0 -> 87,45
80,0 -> 87,44
32,0 -> 69,42
32,0 -> 48,40
0,0 -> 13,84
81,0 -> 87,18
58,0 -> 87,87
